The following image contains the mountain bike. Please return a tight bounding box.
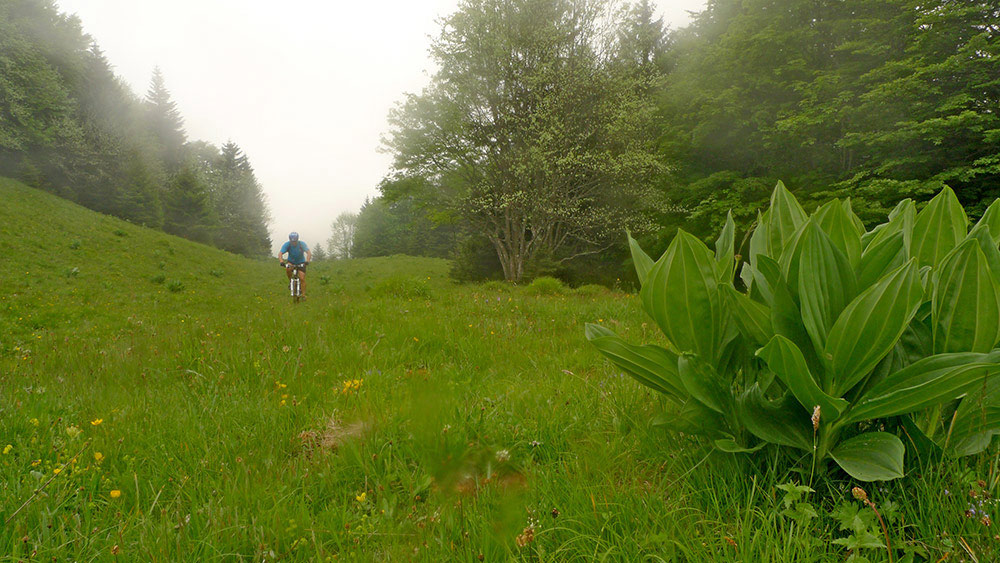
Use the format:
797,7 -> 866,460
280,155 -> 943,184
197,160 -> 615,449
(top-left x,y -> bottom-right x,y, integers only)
282,262 -> 308,303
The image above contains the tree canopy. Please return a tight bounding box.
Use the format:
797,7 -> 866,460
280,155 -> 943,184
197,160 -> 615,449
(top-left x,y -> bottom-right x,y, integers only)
0,0 -> 271,256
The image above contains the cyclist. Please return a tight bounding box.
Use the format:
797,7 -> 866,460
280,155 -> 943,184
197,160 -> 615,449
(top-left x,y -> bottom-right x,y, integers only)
279,232 -> 312,297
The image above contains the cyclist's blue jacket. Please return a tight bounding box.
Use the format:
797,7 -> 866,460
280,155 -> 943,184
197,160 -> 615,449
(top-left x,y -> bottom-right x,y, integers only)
280,241 -> 309,264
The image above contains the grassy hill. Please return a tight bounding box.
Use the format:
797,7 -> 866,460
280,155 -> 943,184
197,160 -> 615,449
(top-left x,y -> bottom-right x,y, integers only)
2,178 -> 997,561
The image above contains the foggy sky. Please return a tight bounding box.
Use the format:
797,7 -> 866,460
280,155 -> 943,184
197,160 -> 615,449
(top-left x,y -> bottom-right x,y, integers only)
53,0 -> 707,254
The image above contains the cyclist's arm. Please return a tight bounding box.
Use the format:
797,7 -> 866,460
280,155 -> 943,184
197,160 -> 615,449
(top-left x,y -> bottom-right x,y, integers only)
306,249 -> 313,262
278,251 -> 287,264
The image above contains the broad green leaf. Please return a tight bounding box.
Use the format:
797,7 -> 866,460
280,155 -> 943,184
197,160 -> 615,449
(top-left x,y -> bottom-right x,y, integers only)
797,223 -> 857,353
965,222 -> 1000,280
714,434 -> 766,453
815,199 -> 863,268
723,285 -> 773,347
911,186 -> 968,268
585,324 -> 685,400
667,398 -> 729,437
757,254 -> 821,376
628,232 -> 654,287
746,210 -> 775,295
829,432 -> 905,481
843,198 -> 866,236
899,414 -> 942,458
863,199 -> 914,251
737,385 -> 812,451
972,198 -> 1000,242
677,354 -> 731,415
778,221 -> 810,296
757,335 -> 849,419
947,376 -> 1000,453
642,230 -> 723,359
715,211 -> 736,283
857,231 -> 907,290
825,261 -> 923,396
845,351 -> 1000,423
932,240 -> 1000,353
766,181 -> 808,261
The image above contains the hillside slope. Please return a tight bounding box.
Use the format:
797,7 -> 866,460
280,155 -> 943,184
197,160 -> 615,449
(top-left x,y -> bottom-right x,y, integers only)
1,177 -> 664,560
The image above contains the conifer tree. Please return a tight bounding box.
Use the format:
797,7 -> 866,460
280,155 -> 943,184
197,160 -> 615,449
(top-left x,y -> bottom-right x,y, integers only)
145,67 -> 186,169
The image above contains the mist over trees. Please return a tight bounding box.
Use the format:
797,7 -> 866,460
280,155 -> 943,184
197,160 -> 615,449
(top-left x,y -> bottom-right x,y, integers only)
355,0 -> 1000,284
0,0 -> 271,257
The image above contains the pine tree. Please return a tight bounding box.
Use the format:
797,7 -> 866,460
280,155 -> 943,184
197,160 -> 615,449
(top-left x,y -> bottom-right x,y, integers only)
145,67 -> 186,169
164,165 -> 215,243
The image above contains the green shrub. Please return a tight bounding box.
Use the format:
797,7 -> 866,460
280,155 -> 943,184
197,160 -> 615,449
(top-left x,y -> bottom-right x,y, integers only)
209,269 -> 224,278
525,276 -> 565,296
63,267 -> 79,278
69,239 -> 81,250
113,229 -> 127,237
166,280 -> 185,293
368,276 -> 431,299
150,273 -> 166,284
588,181 -> 1000,482
573,284 -> 607,297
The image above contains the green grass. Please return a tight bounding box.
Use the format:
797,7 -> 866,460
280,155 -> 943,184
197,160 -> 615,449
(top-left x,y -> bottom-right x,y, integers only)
1,177 -> 999,561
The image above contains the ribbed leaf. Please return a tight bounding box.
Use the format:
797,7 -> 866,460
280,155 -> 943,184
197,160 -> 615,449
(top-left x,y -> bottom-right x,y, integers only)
757,335 -> 849,419
966,222 -> 1000,280
932,240 -> 1000,353
585,324 -> 684,400
767,181 -> 808,261
737,386 -> 812,451
843,198 -> 866,236
863,199 -> 914,251
798,223 -> 857,353
845,351 -> 1000,423
829,432 -> 905,481
911,186 -> 968,268
972,198 -> 1000,242
723,285 -> 773,347
628,232 -> 654,287
715,211 -> 736,283
825,261 -> 923,396
858,231 -> 907,290
758,254 -> 821,376
641,230 -> 723,359
947,375 -> 1000,453
714,434 -> 766,453
678,354 -> 731,416
815,199 -> 863,268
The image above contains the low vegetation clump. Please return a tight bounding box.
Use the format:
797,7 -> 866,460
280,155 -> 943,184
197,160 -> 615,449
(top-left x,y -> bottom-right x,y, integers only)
524,276 -> 566,296
590,182 -> 1000,483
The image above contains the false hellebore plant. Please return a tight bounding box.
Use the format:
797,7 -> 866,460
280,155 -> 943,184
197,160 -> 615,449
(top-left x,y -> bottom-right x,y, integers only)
588,182 -> 1000,481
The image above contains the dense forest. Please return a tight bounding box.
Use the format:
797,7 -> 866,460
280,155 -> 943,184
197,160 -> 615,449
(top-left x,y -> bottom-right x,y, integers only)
354,0 -> 1000,284
0,0 -> 271,256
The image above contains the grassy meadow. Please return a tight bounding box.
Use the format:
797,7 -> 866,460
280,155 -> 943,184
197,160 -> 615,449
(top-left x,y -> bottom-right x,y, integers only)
2,177 -> 999,561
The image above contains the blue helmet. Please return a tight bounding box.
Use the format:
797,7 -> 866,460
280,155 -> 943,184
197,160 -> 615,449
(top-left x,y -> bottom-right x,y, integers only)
288,232 -> 299,242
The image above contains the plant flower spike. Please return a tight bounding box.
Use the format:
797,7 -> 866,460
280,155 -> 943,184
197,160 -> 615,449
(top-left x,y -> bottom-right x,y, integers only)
588,182 -> 1000,481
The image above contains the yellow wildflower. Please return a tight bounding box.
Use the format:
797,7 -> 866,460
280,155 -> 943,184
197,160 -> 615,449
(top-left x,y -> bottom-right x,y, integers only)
31,459 -> 41,466
29,418 -> 39,426
110,489 -> 121,499
91,418 -> 103,426
356,492 -> 366,502
2,444 -> 11,455
94,452 -> 104,462
53,468 -> 61,475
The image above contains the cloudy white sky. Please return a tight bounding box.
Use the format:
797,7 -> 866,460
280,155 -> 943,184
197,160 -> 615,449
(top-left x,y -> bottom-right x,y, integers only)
53,0 -> 707,253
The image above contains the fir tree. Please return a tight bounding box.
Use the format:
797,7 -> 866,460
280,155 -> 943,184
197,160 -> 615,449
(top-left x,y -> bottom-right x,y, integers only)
145,67 -> 186,169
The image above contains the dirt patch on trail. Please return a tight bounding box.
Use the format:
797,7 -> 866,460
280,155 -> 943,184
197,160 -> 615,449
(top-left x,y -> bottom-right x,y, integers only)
298,417 -> 367,455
